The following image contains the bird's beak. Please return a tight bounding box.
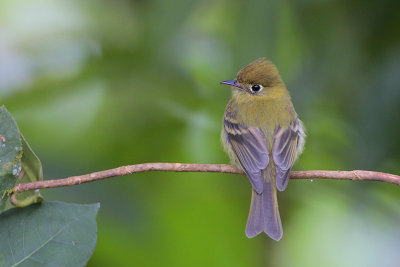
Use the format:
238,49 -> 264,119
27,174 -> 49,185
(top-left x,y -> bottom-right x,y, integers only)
220,80 -> 243,89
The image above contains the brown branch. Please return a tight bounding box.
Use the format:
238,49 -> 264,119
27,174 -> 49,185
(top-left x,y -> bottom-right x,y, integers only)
13,163 -> 400,193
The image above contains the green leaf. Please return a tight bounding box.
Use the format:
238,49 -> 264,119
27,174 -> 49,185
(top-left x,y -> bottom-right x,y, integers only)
0,106 -> 22,193
0,106 -> 22,212
0,201 -> 100,267
10,135 -> 45,208
20,134 -> 43,183
0,107 -> 45,212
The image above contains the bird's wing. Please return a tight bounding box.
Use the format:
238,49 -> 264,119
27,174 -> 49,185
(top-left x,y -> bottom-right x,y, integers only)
224,117 -> 269,194
272,118 -> 302,191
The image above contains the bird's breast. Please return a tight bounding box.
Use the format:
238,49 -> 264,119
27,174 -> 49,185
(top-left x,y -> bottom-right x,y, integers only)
233,97 -> 295,132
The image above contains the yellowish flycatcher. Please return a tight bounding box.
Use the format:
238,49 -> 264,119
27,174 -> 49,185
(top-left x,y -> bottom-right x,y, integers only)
221,58 -> 305,241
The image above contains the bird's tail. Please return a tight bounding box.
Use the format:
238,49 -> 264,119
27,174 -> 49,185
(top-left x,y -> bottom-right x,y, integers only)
245,165 -> 283,241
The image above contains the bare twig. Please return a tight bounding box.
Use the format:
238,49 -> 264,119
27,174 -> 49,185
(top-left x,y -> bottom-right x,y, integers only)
12,163 -> 400,193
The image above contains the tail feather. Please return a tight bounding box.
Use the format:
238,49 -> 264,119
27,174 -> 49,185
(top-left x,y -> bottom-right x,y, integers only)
245,166 -> 282,241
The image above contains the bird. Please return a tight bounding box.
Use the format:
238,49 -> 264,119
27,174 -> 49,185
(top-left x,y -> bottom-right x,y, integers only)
220,58 -> 305,241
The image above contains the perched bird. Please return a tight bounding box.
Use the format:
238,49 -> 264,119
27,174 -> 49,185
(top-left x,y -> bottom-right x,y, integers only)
221,58 -> 305,241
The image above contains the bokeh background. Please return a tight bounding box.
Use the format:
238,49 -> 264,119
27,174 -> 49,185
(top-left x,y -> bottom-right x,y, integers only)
1,0 -> 400,266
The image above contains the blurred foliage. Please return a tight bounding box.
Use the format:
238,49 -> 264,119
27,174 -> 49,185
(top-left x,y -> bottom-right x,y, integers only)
0,0 -> 399,266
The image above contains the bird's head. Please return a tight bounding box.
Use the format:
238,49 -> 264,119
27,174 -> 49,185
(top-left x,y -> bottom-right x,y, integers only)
221,58 -> 284,97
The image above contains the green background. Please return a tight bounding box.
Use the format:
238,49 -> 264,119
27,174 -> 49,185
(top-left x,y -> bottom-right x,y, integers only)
1,0 -> 400,266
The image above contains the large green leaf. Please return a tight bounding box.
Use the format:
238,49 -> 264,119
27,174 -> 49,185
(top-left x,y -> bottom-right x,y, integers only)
0,106 -> 22,193
0,201 -> 100,267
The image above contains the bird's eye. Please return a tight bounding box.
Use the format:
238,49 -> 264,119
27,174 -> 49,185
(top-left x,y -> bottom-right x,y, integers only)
251,84 -> 262,92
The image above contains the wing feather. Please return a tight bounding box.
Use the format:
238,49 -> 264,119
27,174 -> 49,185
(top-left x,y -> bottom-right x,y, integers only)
273,118 -> 304,191
224,118 -> 269,194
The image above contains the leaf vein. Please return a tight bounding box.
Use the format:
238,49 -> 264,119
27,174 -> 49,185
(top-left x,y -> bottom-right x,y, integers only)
11,220 -> 74,267
22,221 -> 25,256
7,220 -> 16,265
